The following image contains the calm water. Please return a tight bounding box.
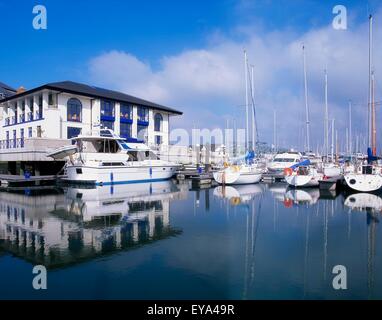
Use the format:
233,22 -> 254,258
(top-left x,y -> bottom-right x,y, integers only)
0,180 -> 381,300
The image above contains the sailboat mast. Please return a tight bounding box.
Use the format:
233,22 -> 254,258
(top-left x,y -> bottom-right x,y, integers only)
331,119 -> 335,162
244,50 -> 249,151
372,71 -> 376,155
273,109 -> 277,152
336,130 -> 338,162
251,65 -> 256,151
349,101 -> 352,156
368,15 -> 373,148
303,45 -> 311,152
324,70 -> 329,159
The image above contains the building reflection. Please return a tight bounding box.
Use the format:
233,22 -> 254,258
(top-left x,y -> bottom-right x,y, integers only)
0,180 -> 185,269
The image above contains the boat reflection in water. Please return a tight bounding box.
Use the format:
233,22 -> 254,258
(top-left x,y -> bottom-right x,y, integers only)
267,182 -> 288,202
0,180 -> 183,269
283,188 -> 320,207
213,184 -> 263,205
344,193 -> 382,213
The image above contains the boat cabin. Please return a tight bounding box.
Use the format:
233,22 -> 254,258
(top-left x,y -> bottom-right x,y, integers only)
72,129 -> 159,161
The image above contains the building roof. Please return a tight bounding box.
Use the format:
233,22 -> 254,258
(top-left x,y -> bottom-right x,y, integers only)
0,80 -> 182,115
0,81 -> 16,99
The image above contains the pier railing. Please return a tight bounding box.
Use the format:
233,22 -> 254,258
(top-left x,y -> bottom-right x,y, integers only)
0,137 -> 71,162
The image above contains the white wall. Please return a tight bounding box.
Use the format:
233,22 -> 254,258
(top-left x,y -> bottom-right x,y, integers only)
0,89 -> 179,146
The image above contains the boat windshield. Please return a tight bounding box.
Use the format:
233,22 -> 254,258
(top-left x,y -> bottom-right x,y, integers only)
274,158 -> 298,162
127,150 -> 159,161
77,139 -> 120,153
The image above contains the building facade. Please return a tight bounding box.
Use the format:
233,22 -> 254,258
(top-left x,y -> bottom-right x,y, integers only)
0,81 -> 182,172
0,80 -> 182,145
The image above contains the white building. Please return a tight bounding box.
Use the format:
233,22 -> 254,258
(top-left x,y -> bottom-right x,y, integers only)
0,81 -> 182,174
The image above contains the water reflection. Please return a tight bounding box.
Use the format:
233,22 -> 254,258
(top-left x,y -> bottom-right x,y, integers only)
0,181 -> 184,269
344,191 -> 381,298
284,188 -> 320,206
0,180 -> 381,299
213,184 -> 263,206
344,193 -> 382,213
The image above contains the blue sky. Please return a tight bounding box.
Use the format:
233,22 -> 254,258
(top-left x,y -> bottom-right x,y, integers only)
1,0 -> 377,86
1,0 -> 382,149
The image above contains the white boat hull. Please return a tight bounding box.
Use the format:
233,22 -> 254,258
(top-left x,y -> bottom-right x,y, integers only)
344,174 -> 382,192
285,174 -> 322,187
65,164 -> 178,185
323,166 -> 341,177
213,167 -> 262,185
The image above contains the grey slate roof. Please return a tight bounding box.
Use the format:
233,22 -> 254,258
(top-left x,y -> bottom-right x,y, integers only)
0,80 -> 182,115
0,81 -> 16,99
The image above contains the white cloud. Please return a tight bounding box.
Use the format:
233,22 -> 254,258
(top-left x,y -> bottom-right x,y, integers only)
86,11 -> 382,150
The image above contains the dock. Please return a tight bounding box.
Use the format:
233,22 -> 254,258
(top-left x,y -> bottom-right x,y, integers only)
0,174 -> 66,188
318,176 -> 344,191
262,172 -> 285,182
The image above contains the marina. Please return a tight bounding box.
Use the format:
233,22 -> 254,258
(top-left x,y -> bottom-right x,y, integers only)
0,179 -> 381,299
2,0 -> 382,304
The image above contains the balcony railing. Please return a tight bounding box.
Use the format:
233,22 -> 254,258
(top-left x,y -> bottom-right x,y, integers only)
11,116 -> 17,125
0,138 -> 24,150
4,118 -> 10,126
19,113 -> 25,123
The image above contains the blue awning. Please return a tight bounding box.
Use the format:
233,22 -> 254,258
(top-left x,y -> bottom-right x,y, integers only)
290,159 -> 311,170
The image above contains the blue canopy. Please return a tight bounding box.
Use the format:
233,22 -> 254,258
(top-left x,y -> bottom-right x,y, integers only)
289,159 -> 311,170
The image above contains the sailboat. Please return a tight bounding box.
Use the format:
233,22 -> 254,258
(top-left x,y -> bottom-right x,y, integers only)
344,15 -> 382,192
322,70 -> 341,177
284,46 -> 323,188
213,50 -> 263,185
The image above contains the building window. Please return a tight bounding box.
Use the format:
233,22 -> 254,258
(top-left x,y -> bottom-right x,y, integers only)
155,135 -> 163,145
28,127 -> 32,138
154,113 -> 163,132
120,122 -> 132,138
137,125 -> 148,142
101,120 -> 114,130
37,94 -> 43,119
67,98 -> 82,122
137,106 -> 148,122
20,128 -> 24,147
120,104 -> 132,120
13,102 -> 18,125
6,131 -> 9,149
67,127 -> 82,139
101,100 -> 115,118
13,130 -> 16,148
48,93 -> 55,106
29,97 -> 34,121
37,126 -> 42,138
